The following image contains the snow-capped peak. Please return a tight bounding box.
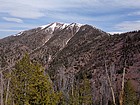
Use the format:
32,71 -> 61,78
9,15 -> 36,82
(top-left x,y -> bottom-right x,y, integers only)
40,22 -> 83,33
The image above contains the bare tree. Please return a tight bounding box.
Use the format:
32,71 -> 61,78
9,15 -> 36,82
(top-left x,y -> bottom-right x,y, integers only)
0,71 -> 4,105
5,58 -> 14,105
5,75 -> 11,105
119,61 -> 126,105
104,58 -> 116,105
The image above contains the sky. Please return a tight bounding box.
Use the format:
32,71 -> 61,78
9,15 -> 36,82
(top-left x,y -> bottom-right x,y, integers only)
0,0 -> 140,38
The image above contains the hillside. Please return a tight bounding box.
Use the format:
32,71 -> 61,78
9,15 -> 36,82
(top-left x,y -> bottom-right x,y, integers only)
0,22 -> 140,105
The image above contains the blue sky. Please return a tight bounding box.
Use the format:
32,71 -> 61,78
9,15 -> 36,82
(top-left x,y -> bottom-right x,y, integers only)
0,0 -> 140,38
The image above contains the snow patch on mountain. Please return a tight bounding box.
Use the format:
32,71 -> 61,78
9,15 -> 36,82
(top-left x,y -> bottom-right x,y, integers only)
70,23 -> 83,27
49,23 -> 57,32
13,31 -> 23,36
40,25 -> 49,29
66,38 -> 71,45
108,31 -> 124,35
61,23 -> 69,29
40,22 -> 83,34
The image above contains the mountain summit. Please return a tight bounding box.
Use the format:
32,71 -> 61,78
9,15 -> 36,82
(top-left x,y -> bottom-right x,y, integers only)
40,22 -> 83,31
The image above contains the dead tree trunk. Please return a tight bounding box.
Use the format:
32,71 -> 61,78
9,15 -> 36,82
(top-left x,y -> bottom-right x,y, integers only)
119,65 -> 126,105
104,59 -> 116,105
5,70 -> 11,105
0,71 -> 4,105
5,58 -> 15,105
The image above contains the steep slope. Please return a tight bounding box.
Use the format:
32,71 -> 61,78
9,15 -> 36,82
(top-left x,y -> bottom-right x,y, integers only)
48,30 -> 140,104
30,23 -> 84,65
0,22 -> 83,67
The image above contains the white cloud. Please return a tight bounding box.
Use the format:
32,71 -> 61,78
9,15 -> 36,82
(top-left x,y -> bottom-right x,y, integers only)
128,11 -> 140,16
0,29 -> 23,32
0,0 -> 45,19
9,10 -> 44,19
3,17 -> 23,23
0,0 -> 80,19
0,23 -> 40,31
115,21 -> 140,31
1,0 -> 140,19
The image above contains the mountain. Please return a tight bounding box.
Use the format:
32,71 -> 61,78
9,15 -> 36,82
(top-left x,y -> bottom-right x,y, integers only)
0,22 -> 140,104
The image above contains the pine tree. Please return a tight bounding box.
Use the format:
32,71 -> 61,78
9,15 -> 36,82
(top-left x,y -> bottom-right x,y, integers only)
79,76 -> 93,105
69,82 -> 80,105
9,54 -> 61,105
124,80 -> 137,105
69,75 -> 93,105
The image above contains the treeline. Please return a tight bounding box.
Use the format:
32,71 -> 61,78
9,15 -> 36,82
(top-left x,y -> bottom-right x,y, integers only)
0,54 -> 140,105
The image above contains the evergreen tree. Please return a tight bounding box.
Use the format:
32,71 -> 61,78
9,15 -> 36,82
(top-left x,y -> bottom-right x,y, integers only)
9,54 -> 61,105
124,80 -> 137,105
69,76 -> 93,105
79,76 -> 93,105
69,82 -> 80,105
